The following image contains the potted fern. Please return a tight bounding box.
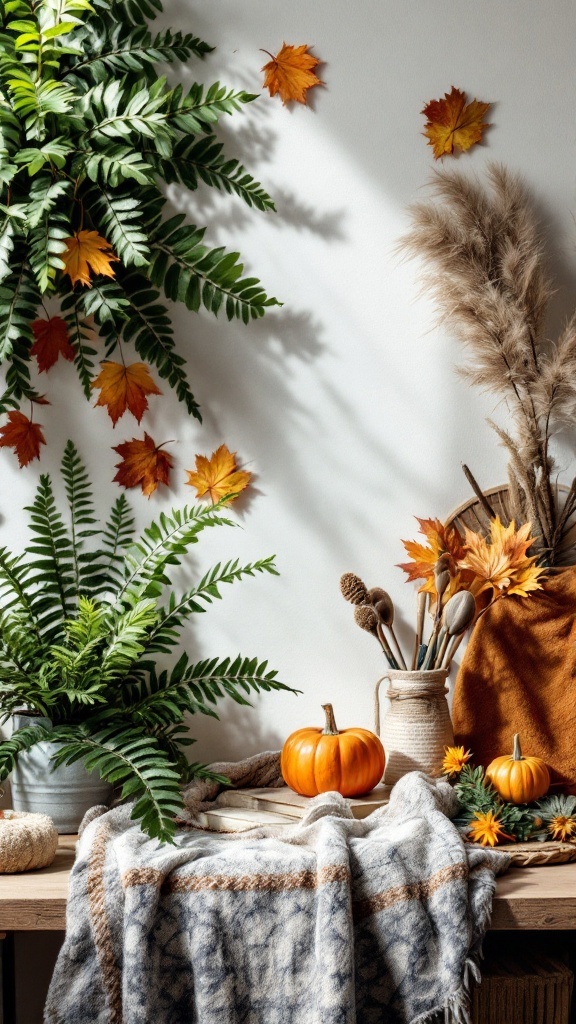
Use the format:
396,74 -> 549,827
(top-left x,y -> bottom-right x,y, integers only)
0,0 -> 278,420
0,441 -> 292,841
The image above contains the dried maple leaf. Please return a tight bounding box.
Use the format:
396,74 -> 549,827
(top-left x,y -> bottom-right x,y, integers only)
459,517 -> 546,598
62,230 -> 119,287
422,87 -> 491,159
0,411 -> 46,467
92,361 -> 162,426
261,43 -> 322,105
113,433 -> 173,497
398,517 -> 467,588
31,316 -> 75,372
185,444 -> 251,504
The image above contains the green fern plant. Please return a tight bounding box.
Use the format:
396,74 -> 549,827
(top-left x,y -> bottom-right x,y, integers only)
0,0 -> 279,416
0,440 -> 293,841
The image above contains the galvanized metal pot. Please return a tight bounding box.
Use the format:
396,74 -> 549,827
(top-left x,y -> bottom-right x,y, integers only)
10,714 -> 112,833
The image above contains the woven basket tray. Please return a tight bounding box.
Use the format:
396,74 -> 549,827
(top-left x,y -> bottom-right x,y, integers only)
446,483 -> 576,565
471,840 -> 576,867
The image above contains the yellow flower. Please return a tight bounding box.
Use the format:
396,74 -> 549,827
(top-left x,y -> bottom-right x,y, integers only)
442,745 -> 472,776
548,816 -> 576,842
459,517 -> 546,600
468,810 -> 509,847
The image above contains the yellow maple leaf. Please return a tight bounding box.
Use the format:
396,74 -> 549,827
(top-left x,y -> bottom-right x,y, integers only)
62,230 -> 119,287
422,86 -> 491,159
185,444 -> 251,504
261,43 -> 322,105
459,517 -> 545,599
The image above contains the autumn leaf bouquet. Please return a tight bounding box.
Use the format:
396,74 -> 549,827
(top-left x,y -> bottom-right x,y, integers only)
341,514 -> 546,674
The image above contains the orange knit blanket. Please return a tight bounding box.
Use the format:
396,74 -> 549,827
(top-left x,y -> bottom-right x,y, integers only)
452,567 -> 576,792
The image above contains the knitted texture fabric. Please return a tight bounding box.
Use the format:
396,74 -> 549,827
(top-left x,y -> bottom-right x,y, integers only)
45,771 -> 507,1024
0,810 -> 58,872
179,749 -> 284,821
452,567 -> 576,791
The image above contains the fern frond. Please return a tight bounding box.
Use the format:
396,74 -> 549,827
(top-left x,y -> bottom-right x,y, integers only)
0,258 -> 39,362
0,723 -> 51,780
6,69 -> 76,139
60,440 -> 101,593
0,202 -> 26,283
150,652 -> 295,708
24,176 -> 72,229
88,186 -> 149,267
27,205 -> 69,292
148,216 -> 281,323
114,269 -> 201,419
146,556 -> 279,654
164,81 -> 256,135
50,721 -> 183,842
78,143 -> 155,186
117,501 -> 236,606
162,136 -> 275,212
24,473 -> 77,640
78,76 -> 173,152
69,26 -> 212,79
95,492 -> 136,594
59,290 -> 98,399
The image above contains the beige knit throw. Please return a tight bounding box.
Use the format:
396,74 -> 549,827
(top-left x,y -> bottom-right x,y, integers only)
179,749 -> 283,821
0,810 -> 58,872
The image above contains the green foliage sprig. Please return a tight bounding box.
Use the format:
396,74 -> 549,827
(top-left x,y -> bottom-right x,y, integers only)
0,440 -> 294,841
453,763 -> 537,843
0,0 -> 279,418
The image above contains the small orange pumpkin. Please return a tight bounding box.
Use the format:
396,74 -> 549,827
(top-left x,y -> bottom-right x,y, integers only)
486,733 -> 550,805
281,703 -> 385,798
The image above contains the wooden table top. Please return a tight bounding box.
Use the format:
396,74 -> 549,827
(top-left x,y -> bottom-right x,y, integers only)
0,836 -> 574,931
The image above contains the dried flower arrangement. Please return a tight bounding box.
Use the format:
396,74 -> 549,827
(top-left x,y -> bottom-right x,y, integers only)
400,163 -> 576,566
341,515 -> 545,672
442,743 -> 576,848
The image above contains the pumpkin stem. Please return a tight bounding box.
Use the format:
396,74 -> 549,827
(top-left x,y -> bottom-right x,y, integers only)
512,733 -> 523,760
322,703 -> 339,735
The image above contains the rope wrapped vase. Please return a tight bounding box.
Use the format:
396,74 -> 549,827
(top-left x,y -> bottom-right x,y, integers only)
375,668 -> 454,785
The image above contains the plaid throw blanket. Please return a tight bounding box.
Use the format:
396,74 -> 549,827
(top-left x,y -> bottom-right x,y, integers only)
45,771 -> 507,1024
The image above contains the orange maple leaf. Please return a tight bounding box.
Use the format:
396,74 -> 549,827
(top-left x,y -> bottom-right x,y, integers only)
422,87 -> 491,159
31,316 -> 75,372
92,361 -> 162,426
261,43 -> 322,105
398,517 -> 467,587
113,433 -> 173,497
62,230 -> 119,287
185,444 -> 251,504
0,411 -> 46,467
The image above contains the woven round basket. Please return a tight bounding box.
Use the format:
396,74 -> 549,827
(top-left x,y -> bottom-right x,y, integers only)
0,810 -> 58,873
472,839 -> 576,868
446,482 -> 576,565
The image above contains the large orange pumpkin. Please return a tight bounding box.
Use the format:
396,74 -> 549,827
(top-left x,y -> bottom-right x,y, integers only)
281,703 -> 385,798
486,733 -> 550,805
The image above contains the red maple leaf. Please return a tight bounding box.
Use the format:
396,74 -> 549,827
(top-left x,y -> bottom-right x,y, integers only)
31,317 -> 75,372
112,433 -> 173,497
0,411 -> 46,466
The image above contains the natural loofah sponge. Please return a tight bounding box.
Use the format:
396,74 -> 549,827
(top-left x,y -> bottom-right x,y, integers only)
0,810 -> 58,873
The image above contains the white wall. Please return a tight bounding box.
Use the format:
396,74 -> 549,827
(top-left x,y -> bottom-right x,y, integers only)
2,0 -> 576,771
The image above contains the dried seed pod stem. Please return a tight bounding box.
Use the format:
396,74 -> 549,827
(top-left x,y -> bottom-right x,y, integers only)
412,591 -> 428,670
340,572 -> 370,606
369,587 -> 407,669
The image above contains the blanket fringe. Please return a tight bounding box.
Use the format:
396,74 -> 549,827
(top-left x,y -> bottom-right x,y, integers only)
411,953 -> 482,1024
